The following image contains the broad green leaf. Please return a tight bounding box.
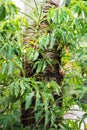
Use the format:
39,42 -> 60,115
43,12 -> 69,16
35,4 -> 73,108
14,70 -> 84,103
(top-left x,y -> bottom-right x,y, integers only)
8,61 -> 13,75
39,34 -> 50,49
33,60 -> 47,74
74,5 -> 81,13
47,7 -> 55,24
27,48 -> 34,61
14,82 -> 20,97
35,61 -> 43,74
42,61 -> 46,72
50,110 -> 56,127
35,90 -> 41,111
50,31 -> 56,49
82,113 -> 87,120
0,4 -> 6,21
33,50 -> 39,61
50,80 -> 61,95
6,45 -> 14,60
14,46 -> 21,57
2,62 -> 8,74
45,110 -> 50,127
25,92 -> 34,110
9,3 -> 18,15
13,60 -> 22,70
58,9 -> 67,24
52,8 -> 58,24
35,109 -> 43,122
47,93 -> 54,102
27,48 -> 39,61
42,94 -> 49,109
65,0 -> 71,7
20,80 -> 26,95
10,82 -> 15,95
0,44 -> 7,55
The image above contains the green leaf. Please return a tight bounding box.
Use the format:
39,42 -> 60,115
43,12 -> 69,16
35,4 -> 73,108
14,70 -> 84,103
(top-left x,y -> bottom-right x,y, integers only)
2,62 -> 8,74
65,0 -> 71,7
9,3 -> 18,15
58,9 -> 67,24
6,45 -> 14,60
50,110 -> 56,127
47,7 -> 55,24
35,109 -> 43,122
50,80 -> 60,95
42,61 -> 47,72
20,80 -> 26,95
25,92 -> 34,110
52,8 -> 58,24
33,50 -> 39,61
74,5 -> 80,13
8,61 -> 13,75
14,82 -> 20,97
35,90 -> 41,111
82,113 -> 87,120
39,34 -> 50,49
0,44 -> 7,55
27,48 -> 39,61
10,82 -> 15,95
0,4 -> 6,21
33,60 -> 47,74
45,110 -> 50,127
35,61 -> 43,74
50,31 -> 56,49
14,46 -> 21,57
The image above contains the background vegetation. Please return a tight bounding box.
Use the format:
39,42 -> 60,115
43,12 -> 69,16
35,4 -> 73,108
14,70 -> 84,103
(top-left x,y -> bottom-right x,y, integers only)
0,0 -> 87,130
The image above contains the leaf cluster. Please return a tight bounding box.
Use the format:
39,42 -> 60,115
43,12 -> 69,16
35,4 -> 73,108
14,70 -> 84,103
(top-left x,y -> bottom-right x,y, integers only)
0,0 -> 87,130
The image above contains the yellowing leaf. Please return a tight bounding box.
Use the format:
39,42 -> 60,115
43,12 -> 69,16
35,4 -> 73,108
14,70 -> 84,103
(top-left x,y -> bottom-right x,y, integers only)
29,40 -> 35,45
47,83 -> 50,88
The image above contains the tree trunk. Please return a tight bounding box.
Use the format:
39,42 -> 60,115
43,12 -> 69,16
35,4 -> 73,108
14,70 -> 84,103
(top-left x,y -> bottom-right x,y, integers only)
20,0 -> 64,129
21,47 -> 64,128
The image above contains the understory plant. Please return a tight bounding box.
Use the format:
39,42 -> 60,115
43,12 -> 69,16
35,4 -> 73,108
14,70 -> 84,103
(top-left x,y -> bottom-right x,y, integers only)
0,0 -> 87,130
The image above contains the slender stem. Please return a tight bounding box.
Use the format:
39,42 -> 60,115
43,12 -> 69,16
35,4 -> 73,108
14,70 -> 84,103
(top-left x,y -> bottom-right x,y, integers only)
19,11 -> 35,22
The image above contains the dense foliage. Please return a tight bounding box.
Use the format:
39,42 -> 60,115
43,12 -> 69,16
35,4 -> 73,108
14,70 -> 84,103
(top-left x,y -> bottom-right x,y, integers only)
0,0 -> 87,130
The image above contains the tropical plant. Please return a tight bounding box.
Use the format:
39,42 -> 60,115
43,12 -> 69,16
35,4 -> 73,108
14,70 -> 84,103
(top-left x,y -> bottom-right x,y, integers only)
0,0 -> 26,130
0,0 -> 87,130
